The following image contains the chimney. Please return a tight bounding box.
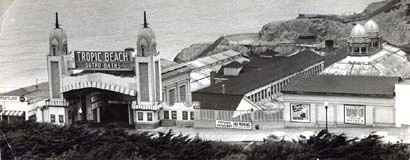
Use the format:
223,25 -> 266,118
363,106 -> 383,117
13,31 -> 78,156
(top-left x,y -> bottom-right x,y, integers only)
222,84 -> 225,94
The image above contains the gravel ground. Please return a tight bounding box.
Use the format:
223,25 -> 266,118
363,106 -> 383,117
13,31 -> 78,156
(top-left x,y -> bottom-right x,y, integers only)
136,126 -> 410,143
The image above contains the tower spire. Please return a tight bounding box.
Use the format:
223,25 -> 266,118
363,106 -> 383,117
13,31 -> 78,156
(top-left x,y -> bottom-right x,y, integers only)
143,11 -> 148,28
55,12 -> 59,28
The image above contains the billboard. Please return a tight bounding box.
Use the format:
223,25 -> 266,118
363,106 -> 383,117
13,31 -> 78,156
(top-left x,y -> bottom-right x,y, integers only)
74,51 -> 134,71
216,120 -> 252,129
290,104 -> 310,122
344,104 -> 365,124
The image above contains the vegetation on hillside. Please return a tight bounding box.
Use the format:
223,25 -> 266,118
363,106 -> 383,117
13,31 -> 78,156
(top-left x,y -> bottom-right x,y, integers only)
0,121 -> 409,160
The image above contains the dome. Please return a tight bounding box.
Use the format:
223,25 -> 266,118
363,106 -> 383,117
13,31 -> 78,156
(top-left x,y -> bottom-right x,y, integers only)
350,24 -> 367,38
365,20 -> 379,33
49,12 -> 68,56
136,11 -> 157,57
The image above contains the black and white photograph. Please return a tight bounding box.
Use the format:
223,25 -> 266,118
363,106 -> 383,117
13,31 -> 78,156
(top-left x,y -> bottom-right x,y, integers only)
1,0 -> 410,159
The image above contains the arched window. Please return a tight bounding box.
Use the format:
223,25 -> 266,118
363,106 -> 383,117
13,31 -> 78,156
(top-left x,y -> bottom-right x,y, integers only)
64,44 -> 68,55
141,46 -> 145,57
52,45 -> 57,56
361,47 -> 366,54
354,47 -> 359,54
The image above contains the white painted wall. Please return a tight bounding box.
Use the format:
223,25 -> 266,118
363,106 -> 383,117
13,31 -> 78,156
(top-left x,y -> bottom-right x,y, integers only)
395,81 -> 410,127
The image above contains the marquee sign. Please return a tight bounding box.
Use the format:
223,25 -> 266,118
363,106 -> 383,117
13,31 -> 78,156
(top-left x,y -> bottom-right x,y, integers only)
74,51 -> 134,71
290,104 -> 310,122
344,104 -> 365,124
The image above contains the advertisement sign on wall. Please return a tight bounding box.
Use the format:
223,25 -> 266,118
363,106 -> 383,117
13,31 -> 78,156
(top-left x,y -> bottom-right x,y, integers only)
290,104 -> 310,122
74,51 -> 134,71
344,104 -> 365,124
216,120 -> 252,129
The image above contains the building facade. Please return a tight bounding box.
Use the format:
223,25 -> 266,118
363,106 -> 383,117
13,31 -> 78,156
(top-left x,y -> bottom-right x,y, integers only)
41,12 -> 193,128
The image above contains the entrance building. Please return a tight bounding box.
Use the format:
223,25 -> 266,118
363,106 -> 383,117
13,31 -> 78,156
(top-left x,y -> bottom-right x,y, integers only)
42,12 -> 193,128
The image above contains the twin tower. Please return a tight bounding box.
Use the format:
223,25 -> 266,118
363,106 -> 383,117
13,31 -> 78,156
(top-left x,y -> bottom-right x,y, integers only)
47,12 -> 161,104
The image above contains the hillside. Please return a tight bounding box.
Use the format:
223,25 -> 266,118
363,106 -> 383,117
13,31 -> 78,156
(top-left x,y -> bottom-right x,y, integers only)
260,0 -> 410,46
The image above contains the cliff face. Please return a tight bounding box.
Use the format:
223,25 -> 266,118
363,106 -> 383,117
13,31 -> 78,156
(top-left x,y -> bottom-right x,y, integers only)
260,0 -> 410,46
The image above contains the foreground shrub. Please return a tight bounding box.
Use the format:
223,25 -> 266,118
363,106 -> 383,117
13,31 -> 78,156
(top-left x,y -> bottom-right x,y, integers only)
0,121 -> 242,160
0,122 -> 409,159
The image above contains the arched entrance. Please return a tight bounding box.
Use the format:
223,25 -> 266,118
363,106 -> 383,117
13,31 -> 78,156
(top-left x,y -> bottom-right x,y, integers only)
63,88 -> 136,125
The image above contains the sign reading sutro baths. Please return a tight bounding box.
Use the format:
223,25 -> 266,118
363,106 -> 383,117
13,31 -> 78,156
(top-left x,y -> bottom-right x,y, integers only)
74,51 -> 134,71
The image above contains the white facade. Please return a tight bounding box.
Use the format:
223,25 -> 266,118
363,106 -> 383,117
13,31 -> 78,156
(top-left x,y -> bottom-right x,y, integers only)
395,80 -> 410,127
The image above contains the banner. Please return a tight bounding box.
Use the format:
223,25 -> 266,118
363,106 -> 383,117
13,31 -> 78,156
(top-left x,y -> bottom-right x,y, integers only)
74,51 -> 134,71
290,104 -> 310,122
344,104 -> 365,124
216,120 -> 252,129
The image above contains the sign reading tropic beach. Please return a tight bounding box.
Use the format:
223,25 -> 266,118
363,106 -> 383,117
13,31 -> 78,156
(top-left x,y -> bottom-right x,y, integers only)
74,51 -> 134,71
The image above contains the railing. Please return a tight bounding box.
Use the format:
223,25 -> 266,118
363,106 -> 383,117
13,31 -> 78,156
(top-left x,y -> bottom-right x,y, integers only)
195,109 -> 283,122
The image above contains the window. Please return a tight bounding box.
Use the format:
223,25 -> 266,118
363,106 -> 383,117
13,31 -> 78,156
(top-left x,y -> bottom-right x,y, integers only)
158,111 -> 161,120
138,112 -> 143,121
52,46 -> 56,56
64,44 -> 68,55
354,47 -> 359,53
374,41 -> 378,47
179,85 -> 186,102
183,111 -> 188,120
172,111 -> 177,120
168,88 -> 176,106
164,111 -> 169,120
147,112 -> 153,121
59,115 -> 64,123
190,111 -> 194,120
361,47 -> 366,53
68,110 -> 72,120
50,114 -> 55,122
141,46 -> 145,56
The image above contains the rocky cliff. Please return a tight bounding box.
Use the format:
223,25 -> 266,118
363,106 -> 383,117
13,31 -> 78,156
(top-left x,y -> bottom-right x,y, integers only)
260,0 -> 410,46
174,0 -> 410,63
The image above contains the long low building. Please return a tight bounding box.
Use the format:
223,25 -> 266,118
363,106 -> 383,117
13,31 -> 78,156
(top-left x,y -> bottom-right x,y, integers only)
281,75 -> 399,127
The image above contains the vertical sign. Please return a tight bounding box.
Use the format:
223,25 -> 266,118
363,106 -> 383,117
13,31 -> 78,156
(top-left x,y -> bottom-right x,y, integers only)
290,104 -> 310,122
344,104 -> 365,124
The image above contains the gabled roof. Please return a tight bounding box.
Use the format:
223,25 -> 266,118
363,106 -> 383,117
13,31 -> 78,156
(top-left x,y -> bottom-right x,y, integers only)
223,61 -> 243,69
195,49 -> 324,95
1,82 -> 50,104
282,75 -> 399,98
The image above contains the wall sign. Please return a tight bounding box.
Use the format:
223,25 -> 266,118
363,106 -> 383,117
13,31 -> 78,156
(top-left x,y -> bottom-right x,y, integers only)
74,51 -> 134,71
0,96 -> 25,102
290,104 -> 310,122
344,104 -> 365,124
216,120 -> 252,129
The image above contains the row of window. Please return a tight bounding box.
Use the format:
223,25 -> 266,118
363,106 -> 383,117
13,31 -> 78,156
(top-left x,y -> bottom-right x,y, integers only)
137,111 -> 194,121
50,114 -> 64,123
247,64 -> 323,103
164,84 -> 186,106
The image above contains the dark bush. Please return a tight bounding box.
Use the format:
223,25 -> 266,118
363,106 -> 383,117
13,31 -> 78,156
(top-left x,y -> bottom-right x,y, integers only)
0,122 -> 409,160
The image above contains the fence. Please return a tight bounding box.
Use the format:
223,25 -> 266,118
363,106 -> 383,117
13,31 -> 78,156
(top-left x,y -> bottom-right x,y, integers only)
195,109 -> 283,122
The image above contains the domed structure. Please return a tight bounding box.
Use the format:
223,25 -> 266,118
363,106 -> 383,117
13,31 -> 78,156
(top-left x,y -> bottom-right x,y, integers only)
348,24 -> 370,56
136,11 -> 157,57
364,20 -> 379,33
364,20 -> 382,49
49,12 -> 68,56
350,24 -> 367,38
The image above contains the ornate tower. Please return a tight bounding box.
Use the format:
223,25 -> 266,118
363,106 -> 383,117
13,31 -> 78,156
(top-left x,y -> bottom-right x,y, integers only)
348,24 -> 370,56
47,12 -> 69,99
365,20 -> 382,50
135,11 -> 162,104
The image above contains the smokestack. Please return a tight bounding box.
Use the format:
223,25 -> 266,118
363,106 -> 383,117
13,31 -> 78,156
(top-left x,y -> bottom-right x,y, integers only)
222,84 -> 225,94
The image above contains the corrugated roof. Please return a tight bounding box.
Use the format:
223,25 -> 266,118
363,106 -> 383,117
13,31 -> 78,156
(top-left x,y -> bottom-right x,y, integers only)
195,49 -> 324,95
323,44 -> 410,78
282,75 -> 399,98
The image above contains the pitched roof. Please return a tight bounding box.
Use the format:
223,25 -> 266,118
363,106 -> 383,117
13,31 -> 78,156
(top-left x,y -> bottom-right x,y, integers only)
282,75 -> 399,98
192,92 -> 243,110
195,49 -> 324,95
223,61 -> 243,68
1,82 -> 50,104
